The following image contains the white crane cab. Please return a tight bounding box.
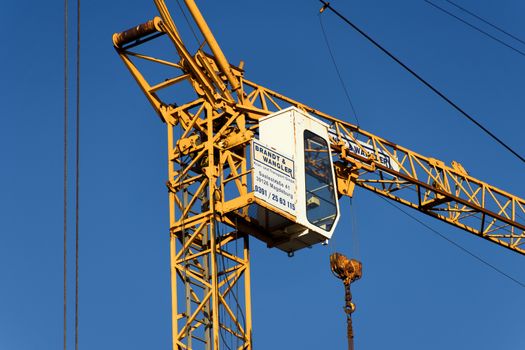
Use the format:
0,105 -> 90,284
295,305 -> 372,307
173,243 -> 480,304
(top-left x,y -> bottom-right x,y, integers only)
249,107 -> 340,253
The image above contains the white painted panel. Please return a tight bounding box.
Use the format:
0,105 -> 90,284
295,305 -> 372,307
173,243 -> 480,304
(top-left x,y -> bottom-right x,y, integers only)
252,140 -> 296,215
255,107 -> 340,251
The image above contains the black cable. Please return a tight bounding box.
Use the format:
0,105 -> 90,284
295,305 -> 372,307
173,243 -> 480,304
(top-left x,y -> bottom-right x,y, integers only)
176,0 -> 201,46
318,14 -> 360,127
318,0 -> 525,165
376,194 -> 525,288
349,198 -> 360,260
75,0 -> 80,348
63,0 -> 68,348
445,0 -> 525,46
425,0 -> 525,58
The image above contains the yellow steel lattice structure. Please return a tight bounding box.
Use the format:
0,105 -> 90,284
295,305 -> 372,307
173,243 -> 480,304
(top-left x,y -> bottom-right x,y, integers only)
113,1 -> 525,349
238,79 -> 525,254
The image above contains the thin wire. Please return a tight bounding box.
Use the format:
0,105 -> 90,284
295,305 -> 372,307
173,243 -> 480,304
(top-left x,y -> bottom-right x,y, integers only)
376,194 -> 525,288
445,0 -> 525,46
63,0 -> 68,348
318,14 -> 360,127
75,0 -> 80,348
349,198 -> 360,259
425,0 -> 525,58
176,0 -> 201,46
318,0 -> 525,165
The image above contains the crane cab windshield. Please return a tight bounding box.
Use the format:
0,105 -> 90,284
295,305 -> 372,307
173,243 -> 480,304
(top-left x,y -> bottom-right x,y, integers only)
304,130 -> 338,232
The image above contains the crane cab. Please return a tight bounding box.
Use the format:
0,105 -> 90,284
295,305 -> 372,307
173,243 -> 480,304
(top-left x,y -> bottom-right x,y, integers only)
248,107 -> 340,253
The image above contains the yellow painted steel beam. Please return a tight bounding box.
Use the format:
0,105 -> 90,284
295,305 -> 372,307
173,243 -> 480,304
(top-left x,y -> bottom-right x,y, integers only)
113,1 -> 525,349
183,0 -> 241,95
237,79 -> 525,255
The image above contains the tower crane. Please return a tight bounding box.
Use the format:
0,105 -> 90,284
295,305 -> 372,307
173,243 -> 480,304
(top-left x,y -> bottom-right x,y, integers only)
113,1 -> 525,349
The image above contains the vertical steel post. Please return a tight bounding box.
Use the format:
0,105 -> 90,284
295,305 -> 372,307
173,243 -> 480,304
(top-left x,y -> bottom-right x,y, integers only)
168,123 -> 179,350
244,236 -> 253,350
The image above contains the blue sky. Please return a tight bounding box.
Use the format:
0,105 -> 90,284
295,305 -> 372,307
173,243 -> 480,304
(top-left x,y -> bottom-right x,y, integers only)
1,0 -> 524,349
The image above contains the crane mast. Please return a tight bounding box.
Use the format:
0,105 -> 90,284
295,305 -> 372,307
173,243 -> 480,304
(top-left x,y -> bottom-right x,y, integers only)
113,1 -> 525,349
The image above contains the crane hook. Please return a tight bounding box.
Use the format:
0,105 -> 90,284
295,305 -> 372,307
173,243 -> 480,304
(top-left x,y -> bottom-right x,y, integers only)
330,252 -> 362,350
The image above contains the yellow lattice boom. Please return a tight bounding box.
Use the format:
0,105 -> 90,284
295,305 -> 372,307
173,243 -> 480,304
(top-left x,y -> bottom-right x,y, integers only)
113,1 -> 525,349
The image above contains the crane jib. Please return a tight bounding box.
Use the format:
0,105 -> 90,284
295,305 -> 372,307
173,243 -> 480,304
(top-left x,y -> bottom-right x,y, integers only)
329,129 -> 400,172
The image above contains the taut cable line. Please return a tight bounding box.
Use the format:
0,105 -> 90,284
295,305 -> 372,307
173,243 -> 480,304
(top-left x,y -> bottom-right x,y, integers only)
63,0 -> 81,347
63,0 -> 68,348
318,0 -> 525,165
75,0 -> 81,348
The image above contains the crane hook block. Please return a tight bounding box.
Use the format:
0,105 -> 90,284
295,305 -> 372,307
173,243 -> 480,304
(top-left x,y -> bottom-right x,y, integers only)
330,252 -> 362,286
113,17 -> 164,49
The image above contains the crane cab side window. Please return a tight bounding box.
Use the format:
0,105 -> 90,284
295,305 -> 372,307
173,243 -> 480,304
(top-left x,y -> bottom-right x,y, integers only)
304,130 -> 337,231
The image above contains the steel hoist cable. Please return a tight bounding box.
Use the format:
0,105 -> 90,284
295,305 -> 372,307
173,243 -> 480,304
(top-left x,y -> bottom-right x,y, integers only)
445,0 -> 525,46
63,0 -> 81,347
376,194 -> 525,288
318,0 -> 525,165
425,0 -> 525,58
74,0 -> 81,348
318,14 -> 360,127
63,0 -> 68,347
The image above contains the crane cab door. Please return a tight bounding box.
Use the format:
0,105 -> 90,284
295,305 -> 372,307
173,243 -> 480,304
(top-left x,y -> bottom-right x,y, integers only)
250,107 -> 340,253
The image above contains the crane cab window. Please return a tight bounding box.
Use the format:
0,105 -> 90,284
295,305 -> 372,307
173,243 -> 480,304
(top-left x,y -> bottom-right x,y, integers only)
304,130 -> 337,231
